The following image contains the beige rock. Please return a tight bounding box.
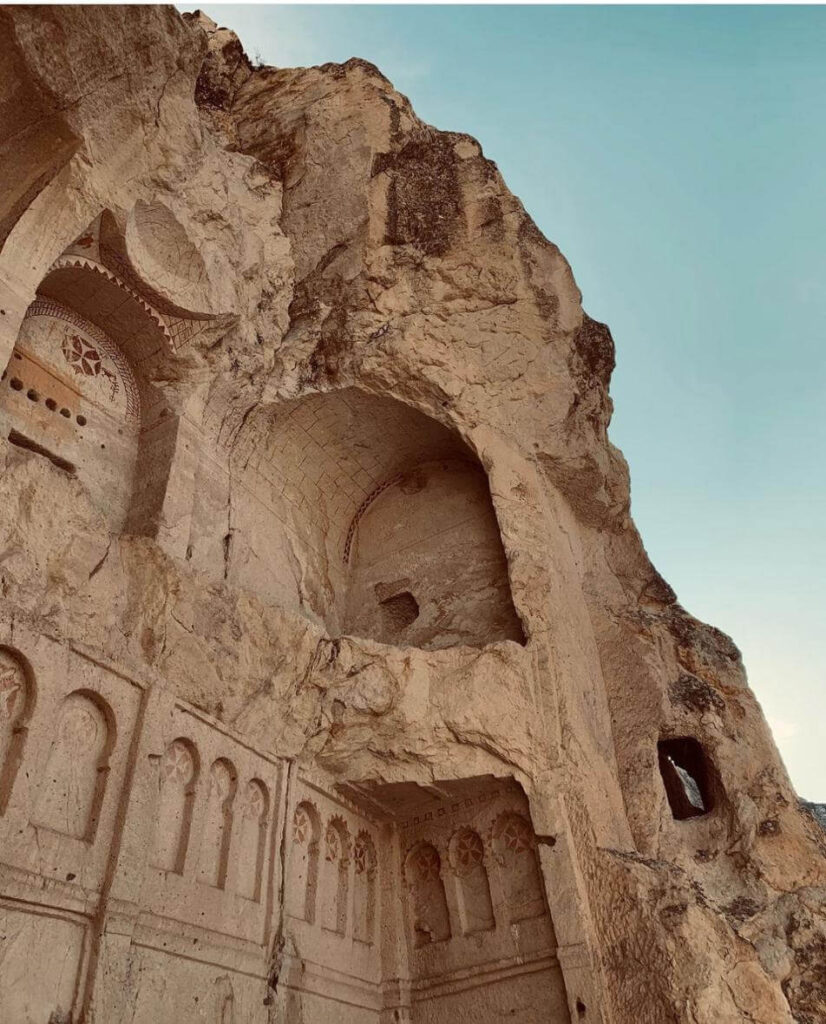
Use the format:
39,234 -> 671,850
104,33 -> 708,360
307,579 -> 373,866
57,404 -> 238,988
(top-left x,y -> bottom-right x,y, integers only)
0,5 -> 822,1024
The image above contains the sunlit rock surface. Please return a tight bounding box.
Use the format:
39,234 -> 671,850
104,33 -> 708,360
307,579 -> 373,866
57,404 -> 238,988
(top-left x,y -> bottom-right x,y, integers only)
0,6 -> 823,1023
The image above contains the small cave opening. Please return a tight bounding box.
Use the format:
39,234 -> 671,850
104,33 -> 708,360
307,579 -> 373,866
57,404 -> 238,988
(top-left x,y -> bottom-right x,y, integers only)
658,737 -> 715,820
378,590 -> 420,633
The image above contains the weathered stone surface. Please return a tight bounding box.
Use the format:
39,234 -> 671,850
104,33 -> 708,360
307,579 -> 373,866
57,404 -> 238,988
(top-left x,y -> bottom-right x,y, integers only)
0,6 -> 822,1024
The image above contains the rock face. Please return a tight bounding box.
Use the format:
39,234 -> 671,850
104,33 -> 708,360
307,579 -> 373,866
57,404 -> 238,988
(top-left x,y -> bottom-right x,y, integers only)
0,6 -> 823,1024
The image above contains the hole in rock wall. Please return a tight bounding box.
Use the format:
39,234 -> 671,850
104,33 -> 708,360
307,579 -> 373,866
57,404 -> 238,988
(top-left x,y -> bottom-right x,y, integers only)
658,737 -> 715,820
379,590 -> 420,633
216,388 -> 525,650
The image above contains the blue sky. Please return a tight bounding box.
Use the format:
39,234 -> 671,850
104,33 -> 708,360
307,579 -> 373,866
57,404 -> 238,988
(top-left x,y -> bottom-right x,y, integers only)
182,5 -> 826,801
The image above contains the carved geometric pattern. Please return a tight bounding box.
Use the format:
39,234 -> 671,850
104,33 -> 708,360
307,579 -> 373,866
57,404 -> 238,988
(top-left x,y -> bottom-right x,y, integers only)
61,333 -> 104,377
411,843 -> 441,881
453,829 -> 485,876
354,832 -> 376,875
24,298 -> 140,420
325,824 -> 341,862
293,805 -> 312,845
501,816 -> 534,855
162,740 -> 194,785
242,780 -> 266,820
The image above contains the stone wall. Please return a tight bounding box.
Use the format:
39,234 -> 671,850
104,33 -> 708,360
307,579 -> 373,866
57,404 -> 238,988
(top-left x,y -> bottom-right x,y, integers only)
0,6 -> 823,1024
0,615 -> 571,1023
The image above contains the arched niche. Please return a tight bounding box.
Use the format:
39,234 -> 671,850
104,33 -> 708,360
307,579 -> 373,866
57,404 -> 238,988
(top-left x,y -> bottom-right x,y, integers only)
403,841 -> 452,948
0,211 -> 223,537
353,831 -> 378,945
287,800 -> 321,924
32,689 -> 115,842
197,758 -> 237,890
0,646 -> 35,815
492,812 -> 548,924
152,738 -> 199,874
235,778 -> 270,901
211,387 -> 525,650
320,816 -> 350,936
449,827 -> 495,935
345,458 -> 525,648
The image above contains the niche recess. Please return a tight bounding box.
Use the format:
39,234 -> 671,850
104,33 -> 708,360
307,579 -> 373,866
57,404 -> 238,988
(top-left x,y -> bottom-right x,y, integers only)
0,210 -> 219,534
219,388 -> 525,650
658,737 -> 716,820
339,775 -> 571,1023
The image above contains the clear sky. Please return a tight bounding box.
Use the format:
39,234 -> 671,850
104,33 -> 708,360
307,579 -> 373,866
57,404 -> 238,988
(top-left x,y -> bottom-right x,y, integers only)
182,5 -> 826,801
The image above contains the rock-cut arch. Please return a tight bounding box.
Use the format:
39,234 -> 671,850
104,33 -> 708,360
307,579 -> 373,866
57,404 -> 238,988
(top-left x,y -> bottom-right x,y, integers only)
0,646 -> 35,815
210,387 -> 525,650
32,689 -> 115,841
287,800 -> 321,924
449,826 -> 495,934
152,737 -> 199,874
403,840 -> 451,948
0,209 -> 227,539
321,815 -> 351,935
353,830 -> 378,944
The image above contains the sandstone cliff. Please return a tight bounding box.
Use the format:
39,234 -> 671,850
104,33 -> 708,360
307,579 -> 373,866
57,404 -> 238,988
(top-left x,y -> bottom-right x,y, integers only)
0,7 -> 822,1024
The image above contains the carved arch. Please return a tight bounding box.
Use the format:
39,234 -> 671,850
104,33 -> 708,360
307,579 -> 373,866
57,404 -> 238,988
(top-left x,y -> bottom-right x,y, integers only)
32,689 -> 115,841
403,840 -> 451,948
152,737 -> 199,874
449,826 -> 495,934
353,830 -> 378,944
321,815 -> 351,936
235,778 -> 270,902
287,800 -> 321,923
0,646 -> 35,815
492,811 -> 547,923
197,757 -> 237,890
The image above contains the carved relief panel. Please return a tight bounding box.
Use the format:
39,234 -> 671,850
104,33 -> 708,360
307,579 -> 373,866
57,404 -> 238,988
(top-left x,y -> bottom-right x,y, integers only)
394,778 -> 560,990
153,738 -> 199,873
449,828 -> 495,935
404,841 -> 452,948
287,800 -> 321,923
492,812 -> 547,923
141,700 -> 283,950
0,635 -> 141,893
281,777 -> 384,1011
32,690 -> 114,841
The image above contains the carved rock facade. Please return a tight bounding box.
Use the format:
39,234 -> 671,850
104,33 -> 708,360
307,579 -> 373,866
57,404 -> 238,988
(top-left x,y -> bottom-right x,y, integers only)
0,6 -> 823,1024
